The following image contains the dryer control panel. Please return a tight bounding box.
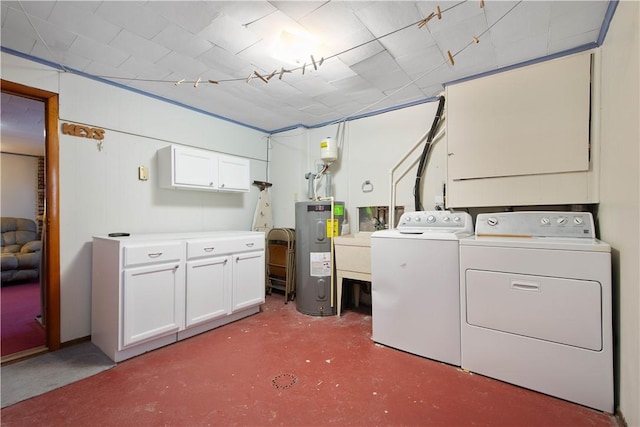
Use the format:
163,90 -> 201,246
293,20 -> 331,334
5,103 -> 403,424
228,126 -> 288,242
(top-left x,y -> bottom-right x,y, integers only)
475,211 -> 595,238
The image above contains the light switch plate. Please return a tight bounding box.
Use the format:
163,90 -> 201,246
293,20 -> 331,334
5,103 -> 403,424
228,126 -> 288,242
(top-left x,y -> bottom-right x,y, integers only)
138,166 -> 149,181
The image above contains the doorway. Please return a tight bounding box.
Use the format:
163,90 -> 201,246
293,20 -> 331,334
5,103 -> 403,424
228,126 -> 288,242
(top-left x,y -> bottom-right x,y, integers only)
1,80 -> 60,363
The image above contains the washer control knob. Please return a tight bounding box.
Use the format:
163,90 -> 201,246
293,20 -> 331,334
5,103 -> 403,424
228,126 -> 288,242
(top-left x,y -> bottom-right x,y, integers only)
487,217 -> 498,227
414,216 -> 421,222
453,216 -> 461,223
427,215 -> 436,223
442,216 -> 451,222
540,217 -> 550,225
573,216 -> 584,225
557,217 -> 567,225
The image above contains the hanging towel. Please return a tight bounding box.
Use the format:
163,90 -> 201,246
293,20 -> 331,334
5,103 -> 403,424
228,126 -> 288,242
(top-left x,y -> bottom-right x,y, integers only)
252,189 -> 274,233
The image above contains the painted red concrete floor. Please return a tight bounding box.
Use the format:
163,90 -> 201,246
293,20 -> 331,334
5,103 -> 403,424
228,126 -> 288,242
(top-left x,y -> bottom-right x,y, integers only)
1,294 -> 618,426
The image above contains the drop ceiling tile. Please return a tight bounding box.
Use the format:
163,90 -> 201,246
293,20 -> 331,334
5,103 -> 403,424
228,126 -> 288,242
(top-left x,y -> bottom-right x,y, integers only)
311,58 -> 357,83
487,2 -> 551,46
110,30 -> 171,63
348,87 -> 386,105
550,2 -> 609,41
2,6 -> 76,54
48,2 -> 120,44
95,2 -> 169,40
117,56 -> 172,80
290,75 -> 339,98
483,1 -> 520,28
379,27 -> 437,59
152,24 -> 213,59
354,2 -> 422,38
199,14 -> 261,54
299,1 -> 365,38
270,1 -> 328,21
314,91 -> 356,109
0,27 -> 37,54
30,42 -> 92,72
329,74 -> 371,92
350,51 -> 412,92
3,1 -> 55,20
145,1 -> 220,34
69,34 -> 129,67
235,40 -> 289,74
155,52 -> 209,78
209,1 -> 277,27
83,61 -> 136,82
199,45 -> 251,77
395,44 -> 447,77
298,103 -> 334,116
448,40 -> 498,79
1,3 -> 7,26
493,34 -> 548,68
417,1 -> 485,28
242,10 -> 305,43
430,14 -> 489,56
333,37 -> 386,68
549,29 -> 600,54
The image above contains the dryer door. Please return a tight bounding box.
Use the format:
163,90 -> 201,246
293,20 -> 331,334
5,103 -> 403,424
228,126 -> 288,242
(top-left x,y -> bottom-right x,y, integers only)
464,270 -> 602,351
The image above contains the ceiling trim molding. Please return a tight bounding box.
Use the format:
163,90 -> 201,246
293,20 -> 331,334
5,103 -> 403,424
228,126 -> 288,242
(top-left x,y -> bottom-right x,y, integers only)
1,46 -> 271,134
597,0 -> 619,46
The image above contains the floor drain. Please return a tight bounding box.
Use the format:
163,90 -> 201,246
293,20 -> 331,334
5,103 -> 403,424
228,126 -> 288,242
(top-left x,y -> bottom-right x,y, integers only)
272,373 -> 297,390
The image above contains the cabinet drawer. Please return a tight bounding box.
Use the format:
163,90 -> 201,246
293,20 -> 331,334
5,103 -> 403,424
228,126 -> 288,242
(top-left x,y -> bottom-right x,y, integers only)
187,236 -> 264,259
124,242 -> 182,267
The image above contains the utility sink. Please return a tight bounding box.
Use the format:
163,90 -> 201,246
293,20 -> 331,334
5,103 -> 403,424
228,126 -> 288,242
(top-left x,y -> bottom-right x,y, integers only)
334,233 -> 372,316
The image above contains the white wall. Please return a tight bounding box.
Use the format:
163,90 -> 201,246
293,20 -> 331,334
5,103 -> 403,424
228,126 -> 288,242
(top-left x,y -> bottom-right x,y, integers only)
2,52 -> 269,342
597,1 -> 640,425
0,153 -> 38,221
269,100 -> 446,230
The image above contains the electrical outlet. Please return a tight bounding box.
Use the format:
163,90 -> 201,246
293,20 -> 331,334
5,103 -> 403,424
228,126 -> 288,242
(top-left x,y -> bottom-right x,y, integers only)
138,166 -> 149,181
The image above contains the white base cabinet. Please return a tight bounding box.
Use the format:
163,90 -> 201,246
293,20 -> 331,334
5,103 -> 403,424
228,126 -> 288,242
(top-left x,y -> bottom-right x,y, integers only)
91,231 -> 265,362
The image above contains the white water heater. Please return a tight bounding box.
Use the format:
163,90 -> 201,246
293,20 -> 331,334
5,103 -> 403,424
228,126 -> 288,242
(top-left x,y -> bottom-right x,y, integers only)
320,137 -> 338,163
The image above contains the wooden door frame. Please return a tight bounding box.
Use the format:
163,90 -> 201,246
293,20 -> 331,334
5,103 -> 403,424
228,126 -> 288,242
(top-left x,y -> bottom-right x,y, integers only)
2,79 -> 61,351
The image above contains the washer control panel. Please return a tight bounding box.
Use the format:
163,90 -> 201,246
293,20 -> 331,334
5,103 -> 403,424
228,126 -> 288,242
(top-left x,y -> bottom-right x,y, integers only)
397,211 -> 473,233
475,211 -> 595,238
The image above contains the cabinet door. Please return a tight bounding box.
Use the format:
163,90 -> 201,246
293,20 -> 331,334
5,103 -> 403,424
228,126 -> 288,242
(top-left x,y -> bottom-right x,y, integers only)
174,147 -> 218,188
185,256 -> 230,327
218,154 -> 250,192
232,251 -> 265,312
122,263 -> 182,348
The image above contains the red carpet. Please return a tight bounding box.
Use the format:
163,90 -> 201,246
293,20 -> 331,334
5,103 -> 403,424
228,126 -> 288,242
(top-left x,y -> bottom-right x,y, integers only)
0,295 -> 616,426
1,282 -> 45,356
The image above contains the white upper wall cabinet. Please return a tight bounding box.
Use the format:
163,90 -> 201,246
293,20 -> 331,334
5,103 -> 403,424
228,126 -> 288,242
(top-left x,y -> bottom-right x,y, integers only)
446,52 -> 598,208
218,154 -> 251,192
158,145 -> 250,192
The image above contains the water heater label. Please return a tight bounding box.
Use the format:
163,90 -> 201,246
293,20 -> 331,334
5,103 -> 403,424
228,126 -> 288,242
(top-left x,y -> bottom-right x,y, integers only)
310,252 -> 331,277
326,219 -> 339,237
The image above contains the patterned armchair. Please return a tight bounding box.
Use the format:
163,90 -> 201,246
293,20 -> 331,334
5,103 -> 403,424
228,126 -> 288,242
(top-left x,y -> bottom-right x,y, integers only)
1,217 -> 41,283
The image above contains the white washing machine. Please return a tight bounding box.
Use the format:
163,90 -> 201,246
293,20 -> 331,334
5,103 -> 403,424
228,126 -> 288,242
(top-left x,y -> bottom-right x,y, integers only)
371,211 -> 473,366
459,211 -> 613,413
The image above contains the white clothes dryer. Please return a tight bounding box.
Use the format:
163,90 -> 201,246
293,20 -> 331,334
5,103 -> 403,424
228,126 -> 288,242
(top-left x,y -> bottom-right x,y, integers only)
371,211 -> 473,366
459,211 -> 613,413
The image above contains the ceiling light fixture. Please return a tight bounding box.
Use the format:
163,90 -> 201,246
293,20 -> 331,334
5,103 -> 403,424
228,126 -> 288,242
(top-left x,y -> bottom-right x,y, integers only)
271,29 -> 318,66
